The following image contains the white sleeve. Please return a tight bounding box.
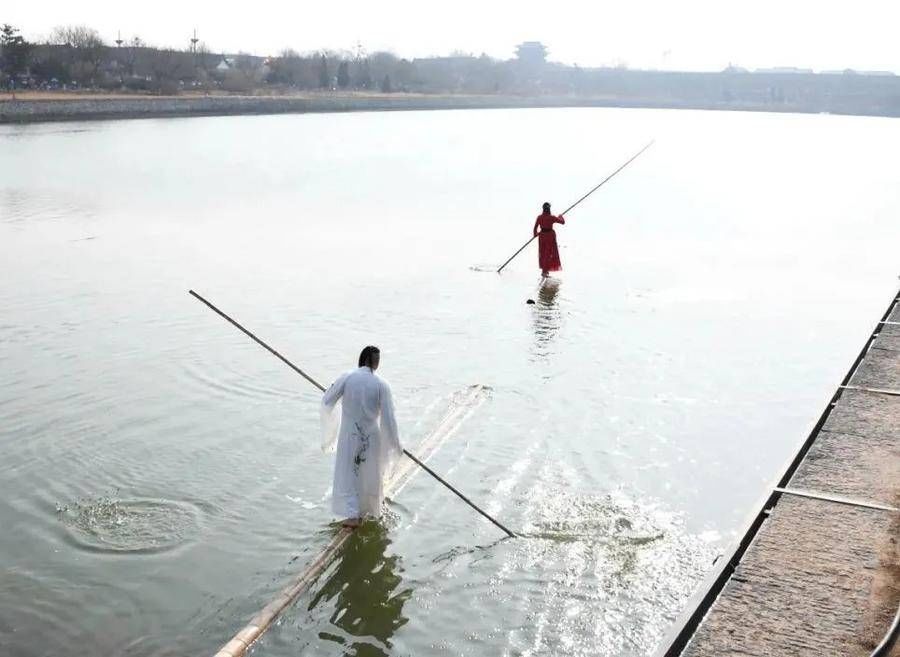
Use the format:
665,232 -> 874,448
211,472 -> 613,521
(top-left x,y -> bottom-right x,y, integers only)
379,379 -> 403,467
319,372 -> 348,453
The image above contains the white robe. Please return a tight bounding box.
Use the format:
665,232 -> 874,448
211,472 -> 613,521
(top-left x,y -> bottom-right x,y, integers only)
320,366 -> 403,519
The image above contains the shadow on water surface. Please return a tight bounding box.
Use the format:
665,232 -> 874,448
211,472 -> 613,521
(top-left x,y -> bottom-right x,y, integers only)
307,522 -> 411,657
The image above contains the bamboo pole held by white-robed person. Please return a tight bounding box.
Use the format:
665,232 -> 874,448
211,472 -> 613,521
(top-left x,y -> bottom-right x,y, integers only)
188,289 -> 517,538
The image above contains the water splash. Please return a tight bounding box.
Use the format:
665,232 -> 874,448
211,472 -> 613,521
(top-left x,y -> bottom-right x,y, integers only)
56,493 -> 203,554
493,487 -> 720,657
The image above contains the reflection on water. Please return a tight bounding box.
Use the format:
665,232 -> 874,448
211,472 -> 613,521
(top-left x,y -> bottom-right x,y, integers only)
308,523 -> 411,657
531,277 -> 563,361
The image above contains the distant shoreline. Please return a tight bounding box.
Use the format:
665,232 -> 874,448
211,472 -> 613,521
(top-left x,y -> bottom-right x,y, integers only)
2,91 -> 899,124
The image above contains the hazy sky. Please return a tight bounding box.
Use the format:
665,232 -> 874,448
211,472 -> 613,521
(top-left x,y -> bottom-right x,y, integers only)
7,1 -> 900,72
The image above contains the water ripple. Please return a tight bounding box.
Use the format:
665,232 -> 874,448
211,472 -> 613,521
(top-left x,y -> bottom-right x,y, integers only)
56,495 -> 207,555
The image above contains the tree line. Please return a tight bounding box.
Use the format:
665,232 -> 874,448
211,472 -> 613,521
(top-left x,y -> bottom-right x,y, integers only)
2,23 -> 899,117
0,23 -> 547,95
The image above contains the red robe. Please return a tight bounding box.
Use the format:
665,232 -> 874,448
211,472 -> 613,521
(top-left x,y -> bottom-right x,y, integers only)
533,212 -> 565,272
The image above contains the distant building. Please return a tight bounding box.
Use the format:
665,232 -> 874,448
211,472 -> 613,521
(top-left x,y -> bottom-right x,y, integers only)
515,42 -> 548,67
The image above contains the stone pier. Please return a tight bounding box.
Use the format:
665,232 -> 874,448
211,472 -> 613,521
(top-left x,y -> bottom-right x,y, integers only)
658,290 -> 900,657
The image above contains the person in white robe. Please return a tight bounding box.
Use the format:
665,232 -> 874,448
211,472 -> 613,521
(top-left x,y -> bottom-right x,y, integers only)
320,345 -> 403,528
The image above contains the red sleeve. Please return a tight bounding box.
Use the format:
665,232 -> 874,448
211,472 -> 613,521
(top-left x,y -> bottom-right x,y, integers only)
556,215 -> 565,225
533,216 -> 540,237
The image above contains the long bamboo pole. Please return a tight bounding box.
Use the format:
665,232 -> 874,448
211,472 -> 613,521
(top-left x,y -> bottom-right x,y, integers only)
189,289 -> 517,538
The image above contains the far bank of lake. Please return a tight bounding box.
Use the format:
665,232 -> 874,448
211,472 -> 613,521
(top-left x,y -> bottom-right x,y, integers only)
3,89 -> 900,123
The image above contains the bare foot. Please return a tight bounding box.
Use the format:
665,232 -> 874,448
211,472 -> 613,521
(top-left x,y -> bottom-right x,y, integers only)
341,518 -> 360,529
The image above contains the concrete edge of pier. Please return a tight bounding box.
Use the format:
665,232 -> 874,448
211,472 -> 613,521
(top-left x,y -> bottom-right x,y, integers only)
655,288 -> 900,657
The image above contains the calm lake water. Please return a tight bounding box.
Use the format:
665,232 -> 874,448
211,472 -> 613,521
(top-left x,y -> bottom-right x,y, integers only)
1,107 -> 898,657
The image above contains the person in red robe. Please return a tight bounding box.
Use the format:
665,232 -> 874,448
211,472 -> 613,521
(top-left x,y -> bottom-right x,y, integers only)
533,202 -> 565,277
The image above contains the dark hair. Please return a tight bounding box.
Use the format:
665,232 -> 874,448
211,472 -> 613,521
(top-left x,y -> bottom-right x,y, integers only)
358,345 -> 380,368
542,202 -> 551,212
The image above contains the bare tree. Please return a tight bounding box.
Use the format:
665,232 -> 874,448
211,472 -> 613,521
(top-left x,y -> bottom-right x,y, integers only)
192,41 -> 219,91
122,36 -> 144,77
194,42 -> 217,74
269,48 -> 302,86
368,51 -> 398,84
146,46 -> 191,94
50,25 -> 107,86
233,53 -> 261,89
354,58 -> 372,90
